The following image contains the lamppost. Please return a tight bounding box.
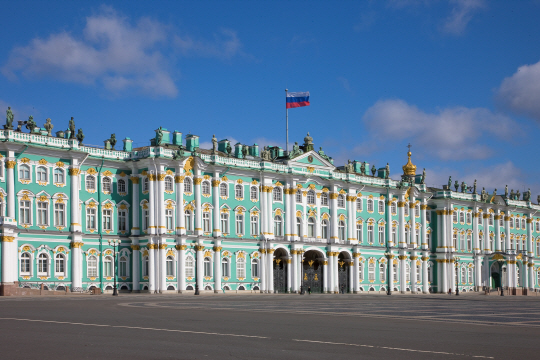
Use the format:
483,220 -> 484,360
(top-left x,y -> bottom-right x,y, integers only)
496,258 -> 505,296
108,239 -> 120,296
454,256 -> 461,296
384,252 -> 393,295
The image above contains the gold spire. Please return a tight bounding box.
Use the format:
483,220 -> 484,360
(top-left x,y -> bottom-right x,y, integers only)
402,144 -> 416,176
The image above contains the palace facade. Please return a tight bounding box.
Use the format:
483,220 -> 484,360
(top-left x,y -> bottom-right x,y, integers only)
0,120 -> 539,295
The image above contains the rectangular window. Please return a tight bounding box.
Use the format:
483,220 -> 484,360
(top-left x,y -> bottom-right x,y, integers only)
87,208 -> 96,230
356,223 -> 362,242
19,200 -> 31,225
166,209 -> 174,231
251,261 -> 259,278
378,201 -> 384,213
103,209 -> 112,231
378,226 -> 385,245
367,225 -> 374,244
37,201 -> 48,226
236,214 -> 243,235
250,216 -> 258,236
221,213 -> 229,234
143,210 -> 149,231
118,210 -> 127,231
54,203 -> 65,227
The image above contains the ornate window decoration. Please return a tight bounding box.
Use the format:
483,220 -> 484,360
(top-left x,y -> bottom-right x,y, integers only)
296,216 -> 303,237
55,253 -> 66,278
367,198 -> 374,213
453,210 -> 458,224
185,255 -> 195,279
119,256 -> 128,277
37,252 -> 50,278
251,258 -> 260,278
378,221 -> 385,245
236,252 -> 246,280
117,203 -> 129,234
102,177 -> 112,194
367,219 -> 375,244
221,257 -> 230,278
51,167 -> 64,188
183,177 -> 193,194
273,187 -> 282,202
164,176 -> 174,193
220,182 -> 228,198
164,256 -> 174,278
356,198 -> 363,212
337,194 -> 345,208
338,220 -> 346,241
19,164 -> 31,184
250,212 -> 259,237
20,251 -> 32,276
368,260 -> 376,282
404,204 -> 409,217
18,191 -> 34,227
250,186 -> 258,202
391,201 -> 397,215
36,166 -> 48,186
378,200 -> 385,214
203,257 -> 212,278
220,206 -> 230,235
235,208 -> 244,236
459,211 -> 465,224
358,262 -> 364,282
235,184 -> 243,200
466,212 -> 472,224
102,202 -> 114,233
307,190 -> 315,205
86,175 -> 96,193
307,217 -> 315,238
116,178 -> 126,195
142,177 -> 149,193
202,210 -> 211,234
202,180 -> 211,197
184,208 -> 193,232
356,219 -> 363,242
379,262 -> 386,282
321,192 -> 329,206
274,215 -> 283,237
86,200 -> 98,233
321,218 -> 329,239
36,195 -> 49,229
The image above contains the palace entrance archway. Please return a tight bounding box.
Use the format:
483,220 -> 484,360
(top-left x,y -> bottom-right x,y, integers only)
302,250 -> 323,293
273,248 -> 288,293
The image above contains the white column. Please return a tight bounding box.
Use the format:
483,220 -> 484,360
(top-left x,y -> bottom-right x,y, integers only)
291,249 -> 298,292
177,243 -> 186,292
422,255 -> 429,294
285,186 -> 292,240
353,252 -> 360,293
348,260 -> 354,293
409,198 -> 416,247
327,251 -> 334,292
148,243 -> 155,292
473,210 -> 479,254
347,193 -> 355,242
399,255 -> 406,294
286,257 -> 292,293
1,236 -> 17,285
330,189 -> 338,243
450,262 -> 456,293
474,255 -> 482,290
267,248 -> 274,293
131,176 -> 140,235
69,167 -> 81,232
421,204 -> 428,249
495,213 -> 501,251
410,254 -> 417,294
527,217 -> 534,258
212,174 -> 220,237
157,173 -> 166,235
388,257 -> 394,292
315,190 -> 321,240
529,261 -> 535,290
333,252 -> 339,293
69,241 -> 82,290
148,174 -> 156,235
504,215 -> 511,250
6,158 -> 15,218
298,251 -> 303,292
260,247 -> 266,292
387,198 -> 393,246
398,198 -> 406,248
214,243 -> 221,293
131,244 -> 140,292
322,258 -> 328,293
159,243 -> 167,292
176,171 -> 185,235
194,174 -> 202,236
439,260 -> 447,294
195,244 -> 204,290
260,186 -> 267,237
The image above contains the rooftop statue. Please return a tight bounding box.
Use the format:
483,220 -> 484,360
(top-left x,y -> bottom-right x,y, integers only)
492,188 -> 497,201
537,195 -> 540,204
448,176 -> 452,189
317,147 -> 331,162
481,187 -> 488,202
303,132 -> 314,152
226,142 -> 232,156
109,134 -> 117,150
371,164 -> 376,176
261,146 -> 272,161
504,185 -> 508,198
5,107 -> 13,130
212,134 -> 217,154
516,190 -> 521,200
76,129 -> 84,144
289,142 -> 302,158
461,181 -> 467,193
385,163 -> 390,179
360,161 -> 366,175
16,120 -> 25,132
69,117 -> 76,139
472,179 -> 477,194
510,189 -> 515,200
454,180 -> 459,192
524,188 -> 531,202
345,159 -> 354,173
156,127 -> 164,145
44,118 -> 53,136
420,168 -> 426,184
26,116 -> 37,134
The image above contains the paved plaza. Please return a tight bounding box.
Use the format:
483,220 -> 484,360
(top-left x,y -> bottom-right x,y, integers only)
1,293 -> 539,359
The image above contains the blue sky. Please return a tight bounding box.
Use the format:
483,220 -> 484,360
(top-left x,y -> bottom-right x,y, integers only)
2,0 -> 540,196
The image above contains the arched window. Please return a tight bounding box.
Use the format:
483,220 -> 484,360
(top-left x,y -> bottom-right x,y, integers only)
38,254 -> 48,275
273,187 -> 282,201
235,184 -> 243,199
460,233 -> 466,251
453,211 -> 458,223
119,256 -> 127,277
379,263 -> 386,282
321,220 -> 329,239
220,212 -> 229,234
237,257 -> 246,278
220,183 -> 228,197
250,186 -> 258,201
143,177 -> 149,191
104,256 -> 113,277
296,190 -> 302,202
117,179 -> 126,193
356,198 -> 362,212
391,202 -> 396,215
274,216 -> 282,236
378,200 -> 384,213
460,267 -> 466,284
415,205 -> 420,217
459,212 -> 464,223
337,194 -> 345,208
296,217 -> 302,237
391,225 -> 397,245
165,177 -> 173,192
467,235 -> 472,251
356,222 -> 363,241
367,223 -> 374,244
250,215 -> 258,235
185,256 -> 194,278
452,233 -> 458,249
86,175 -> 96,191
142,256 -> 149,277
87,255 -> 97,277
307,218 -> 315,237
251,259 -> 259,278
321,192 -> 329,206
184,177 -> 192,193
54,168 -> 65,184
19,164 -> 30,180
489,215 -> 494,226
305,190 -> 314,205
466,212 -> 472,224
203,212 -> 210,232
37,167 -> 48,182
221,258 -> 230,277
468,267 -> 473,283
378,225 -> 385,245
367,199 -> 374,212
338,220 -> 346,241
522,219 -> 526,230
368,263 -> 375,281
184,210 -> 192,231
236,213 -> 244,235
55,254 -> 65,275
204,257 -> 212,277
20,252 -> 31,274
102,177 -> 112,193
202,181 -> 210,195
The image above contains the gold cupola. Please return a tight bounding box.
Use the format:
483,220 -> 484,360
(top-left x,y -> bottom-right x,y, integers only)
402,148 -> 417,176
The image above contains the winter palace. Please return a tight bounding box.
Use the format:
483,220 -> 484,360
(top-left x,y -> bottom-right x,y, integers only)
1,112 -> 540,296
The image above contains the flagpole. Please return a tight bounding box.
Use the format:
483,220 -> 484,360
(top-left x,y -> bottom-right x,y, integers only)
285,88 -> 289,155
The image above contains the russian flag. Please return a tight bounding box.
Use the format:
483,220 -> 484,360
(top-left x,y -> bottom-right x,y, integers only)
286,91 -> 310,109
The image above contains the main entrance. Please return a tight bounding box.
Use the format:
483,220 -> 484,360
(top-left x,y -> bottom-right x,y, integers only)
302,250 -> 323,293
337,252 -> 351,293
273,248 -> 288,293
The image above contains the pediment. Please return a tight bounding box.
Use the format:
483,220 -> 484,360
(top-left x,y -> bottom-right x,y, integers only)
287,150 -> 335,170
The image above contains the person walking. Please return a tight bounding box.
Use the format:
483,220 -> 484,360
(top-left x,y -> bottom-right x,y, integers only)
308,286 -> 311,295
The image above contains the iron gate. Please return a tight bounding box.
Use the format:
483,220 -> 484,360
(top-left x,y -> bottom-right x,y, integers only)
273,260 -> 287,293
303,262 -> 323,293
338,261 -> 349,293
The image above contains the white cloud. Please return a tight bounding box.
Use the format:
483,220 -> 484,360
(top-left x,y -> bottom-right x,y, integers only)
496,60 -> 540,123
362,99 -> 514,160
441,0 -> 486,35
2,7 -> 245,97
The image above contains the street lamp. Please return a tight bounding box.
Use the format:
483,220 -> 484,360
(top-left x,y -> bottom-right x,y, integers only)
454,256 -> 461,296
384,252 -> 393,295
108,239 -> 120,296
496,258 -> 505,296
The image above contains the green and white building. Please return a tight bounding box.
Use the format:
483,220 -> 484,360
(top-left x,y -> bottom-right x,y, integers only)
1,118 -> 539,295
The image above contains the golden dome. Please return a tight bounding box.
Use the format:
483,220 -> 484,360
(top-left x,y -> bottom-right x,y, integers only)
402,151 -> 417,176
